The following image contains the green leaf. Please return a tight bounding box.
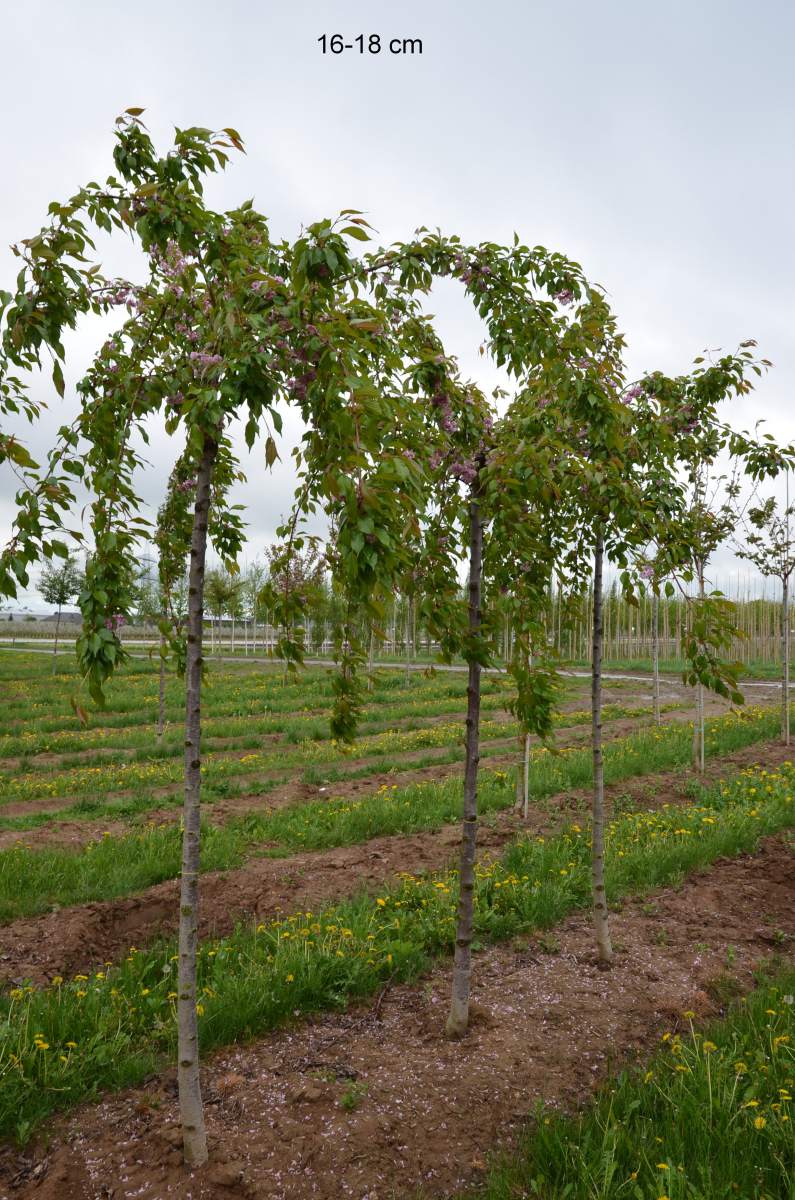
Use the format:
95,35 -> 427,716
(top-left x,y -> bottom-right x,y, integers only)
341,226 -> 370,242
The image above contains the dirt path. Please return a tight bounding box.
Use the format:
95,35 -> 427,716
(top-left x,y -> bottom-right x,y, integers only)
1,735 -> 791,988
2,836 -> 792,1200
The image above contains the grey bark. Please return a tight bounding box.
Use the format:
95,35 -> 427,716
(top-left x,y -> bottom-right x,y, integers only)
692,564 -> 706,773
446,487 -> 483,1038
52,604 -> 62,673
177,434 -> 217,1168
157,626 -> 166,742
522,732 -> 531,820
367,624 -> 375,692
784,574 -> 791,746
652,591 -> 661,725
591,528 -> 613,965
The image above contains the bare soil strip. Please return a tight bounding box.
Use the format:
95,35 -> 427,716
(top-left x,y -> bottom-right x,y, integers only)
1,736 -> 791,988
2,836 -> 792,1200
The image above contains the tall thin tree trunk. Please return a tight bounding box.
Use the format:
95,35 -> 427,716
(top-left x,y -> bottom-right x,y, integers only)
404,597 -> 412,685
367,623 -> 375,692
591,528 -> 613,966
692,565 -> 706,772
512,638 -> 525,810
157,625 -> 166,742
522,732 -> 531,819
512,640 -> 532,817
652,591 -> 661,725
52,604 -> 62,673
178,434 -> 217,1168
446,487 -> 483,1039
783,574 -> 790,746
514,729 -> 525,809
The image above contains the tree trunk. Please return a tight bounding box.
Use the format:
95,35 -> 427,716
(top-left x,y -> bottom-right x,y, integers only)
692,565 -> 706,773
514,729 -> 525,809
652,591 -> 661,725
522,732 -> 531,819
367,624 -> 375,692
446,488 -> 483,1038
512,638 -> 525,810
591,528 -> 613,966
783,574 -> 790,746
157,627 -> 166,742
52,604 -> 62,673
178,433 -> 217,1168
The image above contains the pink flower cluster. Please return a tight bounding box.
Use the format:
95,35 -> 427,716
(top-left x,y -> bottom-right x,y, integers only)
104,614 -> 126,632
450,458 -> 477,485
155,239 -> 190,279
107,284 -> 138,309
452,253 -> 493,291
189,350 -> 223,374
431,390 -> 459,434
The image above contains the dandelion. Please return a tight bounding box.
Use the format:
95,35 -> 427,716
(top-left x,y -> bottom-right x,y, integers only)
754,1116 -> 767,1130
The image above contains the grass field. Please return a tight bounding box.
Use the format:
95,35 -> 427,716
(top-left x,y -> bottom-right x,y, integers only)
0,650 -> 792,1197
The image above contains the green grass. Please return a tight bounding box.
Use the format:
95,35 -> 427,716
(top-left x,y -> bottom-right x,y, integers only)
454,969 -> 795,1200
0,699 -> 653,834
1,760 -> 793,1142
0,704 -> 786,921
0,822 -> 245,923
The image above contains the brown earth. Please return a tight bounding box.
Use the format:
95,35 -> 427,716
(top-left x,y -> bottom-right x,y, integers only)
1,836 -> 793,1200
1,733 -> 792,988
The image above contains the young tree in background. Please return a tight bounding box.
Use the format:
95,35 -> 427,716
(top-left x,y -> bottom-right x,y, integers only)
38,554 -> 83,669
737,478 -> 795,744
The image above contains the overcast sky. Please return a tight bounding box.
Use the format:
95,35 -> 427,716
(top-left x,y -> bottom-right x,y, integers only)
2,0 -> 794,609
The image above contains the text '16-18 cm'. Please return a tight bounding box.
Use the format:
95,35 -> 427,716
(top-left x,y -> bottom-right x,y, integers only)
318,35 -> 423,55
